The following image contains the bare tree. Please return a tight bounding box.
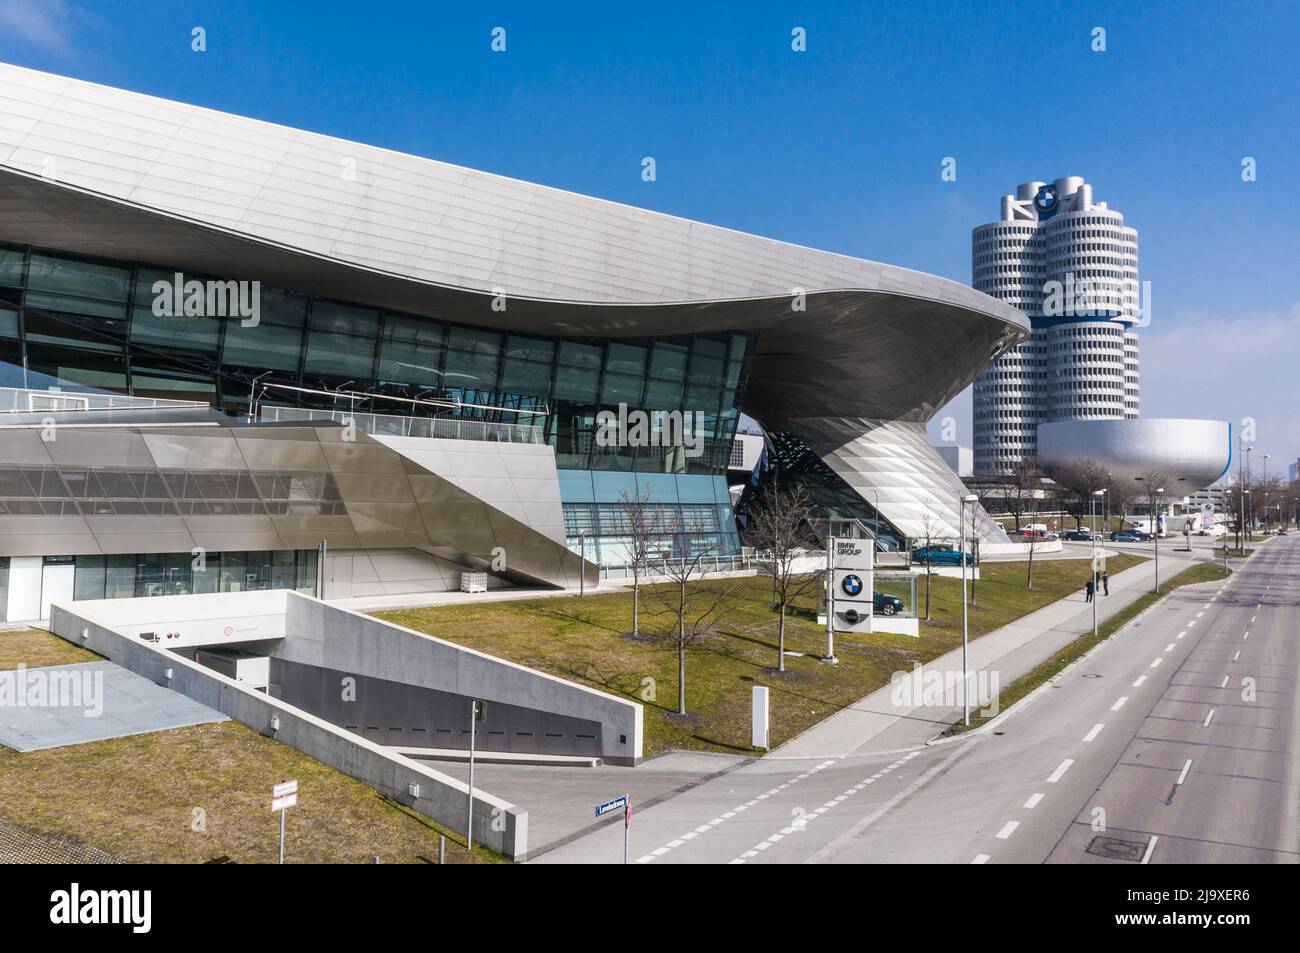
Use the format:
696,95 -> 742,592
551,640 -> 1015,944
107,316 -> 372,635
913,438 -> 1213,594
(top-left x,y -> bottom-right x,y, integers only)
1053,459 -> 1108,529
1137,471 -> 1173,534
912,510 -> 946,622
618,487 -> 666,639
746,483 -> 817,671
1000,460 -> 1043,532
647,535 -> 740,716
1023,482 -> 1041,590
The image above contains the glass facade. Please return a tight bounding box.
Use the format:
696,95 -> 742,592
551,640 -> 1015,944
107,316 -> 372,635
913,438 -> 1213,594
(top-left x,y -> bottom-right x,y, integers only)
0,240 -> 754,566
70,549 -> 318,600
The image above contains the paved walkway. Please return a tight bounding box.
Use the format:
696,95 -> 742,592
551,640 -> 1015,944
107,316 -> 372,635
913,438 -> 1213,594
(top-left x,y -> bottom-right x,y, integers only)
769,548 -> 1196,759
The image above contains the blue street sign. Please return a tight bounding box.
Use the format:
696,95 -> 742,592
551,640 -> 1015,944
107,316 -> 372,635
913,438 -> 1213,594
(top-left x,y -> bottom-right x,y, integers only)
595,794 -> 629,817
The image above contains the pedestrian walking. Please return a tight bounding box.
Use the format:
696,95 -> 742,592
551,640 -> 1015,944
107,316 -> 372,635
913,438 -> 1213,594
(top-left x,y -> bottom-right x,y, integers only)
1085,577 -> 1095,602
1102,570 -> 1110,596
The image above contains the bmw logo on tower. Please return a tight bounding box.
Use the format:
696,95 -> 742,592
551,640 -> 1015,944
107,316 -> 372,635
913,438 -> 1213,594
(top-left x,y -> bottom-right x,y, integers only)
841,574 -> 864,598
1033,184 -> 1059,217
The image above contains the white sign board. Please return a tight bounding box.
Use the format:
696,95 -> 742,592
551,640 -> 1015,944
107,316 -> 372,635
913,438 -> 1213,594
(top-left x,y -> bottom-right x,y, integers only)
832,539 -> 874,633
273,780 -> 298,799
271,792 -> 298,812
751,685 -> 769,750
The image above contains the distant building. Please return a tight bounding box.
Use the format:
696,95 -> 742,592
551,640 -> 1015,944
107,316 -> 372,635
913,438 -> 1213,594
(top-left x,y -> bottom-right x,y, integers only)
934,445 -> 974,478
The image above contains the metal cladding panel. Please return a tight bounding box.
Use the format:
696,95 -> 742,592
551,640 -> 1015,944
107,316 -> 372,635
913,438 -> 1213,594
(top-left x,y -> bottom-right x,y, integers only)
794,418 -> 1010,544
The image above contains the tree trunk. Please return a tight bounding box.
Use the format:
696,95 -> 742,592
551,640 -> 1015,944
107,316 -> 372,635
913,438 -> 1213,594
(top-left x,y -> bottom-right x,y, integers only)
777,603 -> 786,672
631,576 -> 639,637
924,569 -> 932,621
1026,542 -> 1035,589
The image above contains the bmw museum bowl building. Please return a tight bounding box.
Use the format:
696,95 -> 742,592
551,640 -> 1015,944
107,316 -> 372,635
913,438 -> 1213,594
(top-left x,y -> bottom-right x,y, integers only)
0,62 -> 1027,622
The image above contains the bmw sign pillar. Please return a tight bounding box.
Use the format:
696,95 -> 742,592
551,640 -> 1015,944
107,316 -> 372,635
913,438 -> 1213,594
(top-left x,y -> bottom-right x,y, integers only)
831,537 -> 875,646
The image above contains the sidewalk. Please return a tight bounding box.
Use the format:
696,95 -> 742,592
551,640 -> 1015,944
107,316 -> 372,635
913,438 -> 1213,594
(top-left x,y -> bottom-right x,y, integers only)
769,549 -> 1199,759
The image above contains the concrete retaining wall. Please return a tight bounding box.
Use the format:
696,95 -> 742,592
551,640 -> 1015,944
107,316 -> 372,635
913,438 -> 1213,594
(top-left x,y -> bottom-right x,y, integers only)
48,601 -> 529,859
282,593 -> 643,764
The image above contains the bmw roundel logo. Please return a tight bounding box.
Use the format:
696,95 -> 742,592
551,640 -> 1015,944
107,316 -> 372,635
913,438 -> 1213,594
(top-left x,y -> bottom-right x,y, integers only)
841,574 -> 863,597
1034,185 -> 1058,214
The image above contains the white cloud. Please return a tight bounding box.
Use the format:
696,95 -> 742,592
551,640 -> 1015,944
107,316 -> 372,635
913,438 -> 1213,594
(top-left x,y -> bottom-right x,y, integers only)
0,0 -> 79,54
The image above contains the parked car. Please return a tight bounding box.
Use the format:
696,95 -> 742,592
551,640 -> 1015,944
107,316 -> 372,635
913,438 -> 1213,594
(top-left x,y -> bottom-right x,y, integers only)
1062,530 -> 1097,542
1278,528 -> 1290,536
1110,531 -> 1141,542
911,545 -> 977,566
1129,529 -> 1154,541
873,591 -> 905,615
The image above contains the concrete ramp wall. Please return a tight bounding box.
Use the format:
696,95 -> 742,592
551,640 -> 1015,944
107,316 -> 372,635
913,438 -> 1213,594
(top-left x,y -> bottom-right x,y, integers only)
48,599 -> 528,858
283,593 -> 643,765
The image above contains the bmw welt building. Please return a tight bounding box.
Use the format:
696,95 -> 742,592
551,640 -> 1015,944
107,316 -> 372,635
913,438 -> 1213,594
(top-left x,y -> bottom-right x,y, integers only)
0,63 -> 1026,622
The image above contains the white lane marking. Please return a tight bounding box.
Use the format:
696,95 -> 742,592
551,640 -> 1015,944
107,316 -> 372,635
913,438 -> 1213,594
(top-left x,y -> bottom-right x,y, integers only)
1164,643 -> 1176,653
1084,723 -> 1105,742
971,853 -> 990,864
1132,675 -> 1148,688
1150,657 -> 1163,668
995,821 -> 1019,839
1176,630 -> 1187,640
1111,696 -> 1128,711
1177,759 -> 1193,785
1196,611 -> 1204,619
1220,675 -> 1230,688
1233,650 -> 1241,661
1204,708 -> 1215,727
1047,759 -> 1074,783
1251,615 -> 1256,623
1024,792 -> 1044,809
1243,631 -> 1249,640
1141,835 -> 1158,864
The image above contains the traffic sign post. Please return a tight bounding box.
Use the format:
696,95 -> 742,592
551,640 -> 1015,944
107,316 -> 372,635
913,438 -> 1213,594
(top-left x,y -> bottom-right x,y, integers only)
271,779 -> 298,864
467,699 -> 486,851
595,794 -> 630,864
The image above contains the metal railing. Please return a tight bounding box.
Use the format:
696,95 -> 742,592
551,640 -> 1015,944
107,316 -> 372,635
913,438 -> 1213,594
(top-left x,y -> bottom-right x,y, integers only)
0,386 -> 207,414
598,553 -> 756,580
258,406 -> 545,444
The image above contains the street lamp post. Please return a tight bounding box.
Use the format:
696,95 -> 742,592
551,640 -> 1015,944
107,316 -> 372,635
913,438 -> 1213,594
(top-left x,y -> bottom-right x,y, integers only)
959,493 -> 978,726
1091,490 -> 1105,640
1153,487 -> 1165,594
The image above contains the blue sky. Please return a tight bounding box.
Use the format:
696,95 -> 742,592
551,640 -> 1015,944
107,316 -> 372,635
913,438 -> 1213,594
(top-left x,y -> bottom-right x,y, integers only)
2,0 -> 1297,477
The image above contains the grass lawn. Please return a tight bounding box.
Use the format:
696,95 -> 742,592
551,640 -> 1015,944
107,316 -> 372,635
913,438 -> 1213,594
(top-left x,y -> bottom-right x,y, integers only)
376,553 -> 1144,757
943,560 -> 1233,735
0,629 -> 499,864
0,627 -> 100,670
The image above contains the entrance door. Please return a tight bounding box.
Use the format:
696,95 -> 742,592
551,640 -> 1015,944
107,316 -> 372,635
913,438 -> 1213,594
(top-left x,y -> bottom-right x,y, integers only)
40,559 -> 76,620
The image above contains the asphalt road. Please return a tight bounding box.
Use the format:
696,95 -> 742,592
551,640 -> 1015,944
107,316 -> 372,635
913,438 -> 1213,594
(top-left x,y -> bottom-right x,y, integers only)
535,537 -> 1299,864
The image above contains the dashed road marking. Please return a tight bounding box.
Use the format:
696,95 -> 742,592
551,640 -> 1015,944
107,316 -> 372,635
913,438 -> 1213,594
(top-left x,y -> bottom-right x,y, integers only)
1084,723 -> 1104,742
1132,675 -> 1147,688
995,821 -> 1019,839
1142,835 -> 1158,864
1047,759 -> 1074,783
1024,792 -> 1044,809
971,853 -> 990,864
1203,708 -> 1215,727
1111,697 -> 1128,711
1150,657 -> 1163,669
1220,675 -> 1230,688
1177,759 -> 1193,785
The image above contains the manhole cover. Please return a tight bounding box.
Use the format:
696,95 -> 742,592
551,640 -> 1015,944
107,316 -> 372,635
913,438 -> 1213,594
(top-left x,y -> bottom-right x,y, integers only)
1085,835 -> 1148,862
1082,673 -> 1103,679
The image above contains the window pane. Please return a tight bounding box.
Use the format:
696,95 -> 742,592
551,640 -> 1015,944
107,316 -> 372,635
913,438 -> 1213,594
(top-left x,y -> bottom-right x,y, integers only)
554,367 -> 598,402
305,301 -> 379,378
27,254 -> 130,302
506,335 -> 554,362
0,246 -> 23,287
500,359 -> 552,397
558,341 -> 602,369
443,348 -> 499,390
221,288 -> 306,370
447,326 -> 501,356
601,372 -> 643,404
606,343 -> 647,375
650,342 -> 688,379
378,314 -> 443,385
